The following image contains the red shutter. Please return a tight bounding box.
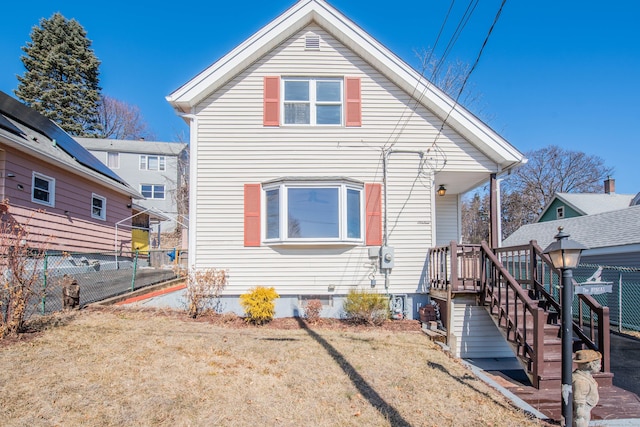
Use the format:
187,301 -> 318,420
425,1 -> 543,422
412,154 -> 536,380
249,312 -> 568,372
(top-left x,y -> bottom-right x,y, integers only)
365,183 -> 382,246
244,184 -> 261,247
345,77 -> 362,127
263,76 -> 280,126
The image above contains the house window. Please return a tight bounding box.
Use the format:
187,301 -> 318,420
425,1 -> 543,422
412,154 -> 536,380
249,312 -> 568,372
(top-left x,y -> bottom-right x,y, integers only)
91,194 -> 106,220
264,181 -> 362,242
140,184 -> 165,199
283,78 -> 342,125
31,172 -> 55,207
139,155 -> 166,171
107,152 -> 119,169
557,206 -> 564,219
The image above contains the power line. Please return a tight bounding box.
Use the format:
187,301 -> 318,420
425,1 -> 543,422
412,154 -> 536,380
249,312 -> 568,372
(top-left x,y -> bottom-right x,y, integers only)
428,0 -> 508,152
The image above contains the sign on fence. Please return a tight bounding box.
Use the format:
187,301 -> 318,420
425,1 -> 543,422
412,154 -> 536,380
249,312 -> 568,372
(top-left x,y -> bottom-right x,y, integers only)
575,284 -> 612,295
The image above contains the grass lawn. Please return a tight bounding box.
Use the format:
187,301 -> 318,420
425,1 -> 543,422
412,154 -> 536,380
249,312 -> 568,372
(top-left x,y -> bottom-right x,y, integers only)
0,307 -> 548,426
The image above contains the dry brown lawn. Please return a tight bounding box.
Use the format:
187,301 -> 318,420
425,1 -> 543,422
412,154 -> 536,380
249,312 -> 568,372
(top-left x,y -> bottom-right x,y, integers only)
0,307 -> 549,427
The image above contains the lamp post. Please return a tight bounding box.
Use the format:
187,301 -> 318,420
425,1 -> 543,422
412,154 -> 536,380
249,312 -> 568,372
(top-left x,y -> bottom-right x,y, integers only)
543,227 -> 587,427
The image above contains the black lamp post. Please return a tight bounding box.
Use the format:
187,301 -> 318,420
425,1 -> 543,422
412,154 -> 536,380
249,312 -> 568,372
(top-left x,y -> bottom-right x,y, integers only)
543,227 -> 587,427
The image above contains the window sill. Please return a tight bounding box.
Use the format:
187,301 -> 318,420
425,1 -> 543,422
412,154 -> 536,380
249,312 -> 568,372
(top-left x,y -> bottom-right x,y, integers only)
264,241 -> 362,249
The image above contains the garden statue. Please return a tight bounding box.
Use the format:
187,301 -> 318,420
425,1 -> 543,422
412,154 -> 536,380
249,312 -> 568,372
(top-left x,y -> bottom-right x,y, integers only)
62,275 -> 80,310
572,349 -> 601,427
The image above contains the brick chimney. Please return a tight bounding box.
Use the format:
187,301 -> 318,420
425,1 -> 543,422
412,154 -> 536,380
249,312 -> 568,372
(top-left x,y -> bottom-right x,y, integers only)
604,177 -> 615,194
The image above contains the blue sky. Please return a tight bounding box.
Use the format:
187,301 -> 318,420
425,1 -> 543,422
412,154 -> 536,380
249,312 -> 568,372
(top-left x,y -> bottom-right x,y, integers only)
1,0 -> 638,194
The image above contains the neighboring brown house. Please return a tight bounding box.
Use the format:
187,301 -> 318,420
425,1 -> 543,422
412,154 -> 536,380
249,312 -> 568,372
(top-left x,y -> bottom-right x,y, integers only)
0,91 -> 141,253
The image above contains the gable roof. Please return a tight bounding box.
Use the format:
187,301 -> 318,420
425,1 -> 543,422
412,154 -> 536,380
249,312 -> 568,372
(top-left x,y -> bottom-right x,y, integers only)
166,0 -> 525,172
0,91 -> 141,199
538,192 -> 635,220
76,137 -> 187,156
502,205 -> 640,251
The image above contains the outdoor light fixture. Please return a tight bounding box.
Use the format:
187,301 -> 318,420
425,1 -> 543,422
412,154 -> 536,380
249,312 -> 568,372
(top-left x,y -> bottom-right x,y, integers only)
543,227 -> 586,270
437,185 -> 447,197
543,226 -> 587,427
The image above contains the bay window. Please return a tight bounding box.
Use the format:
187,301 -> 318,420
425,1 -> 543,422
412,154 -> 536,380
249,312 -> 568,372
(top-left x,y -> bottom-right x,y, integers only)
264,180 -> 362,243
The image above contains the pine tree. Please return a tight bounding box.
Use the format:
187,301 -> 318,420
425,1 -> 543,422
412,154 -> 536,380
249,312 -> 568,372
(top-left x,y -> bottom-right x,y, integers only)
16,13 -> 102,136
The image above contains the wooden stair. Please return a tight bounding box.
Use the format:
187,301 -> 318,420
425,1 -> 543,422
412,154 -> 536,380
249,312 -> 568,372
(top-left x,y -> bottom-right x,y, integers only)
481,241 -> 613,390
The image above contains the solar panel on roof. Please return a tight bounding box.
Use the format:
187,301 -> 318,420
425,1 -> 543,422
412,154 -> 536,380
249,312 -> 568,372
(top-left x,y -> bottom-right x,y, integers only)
0,113 -> 25,137
0,91 -> 128,187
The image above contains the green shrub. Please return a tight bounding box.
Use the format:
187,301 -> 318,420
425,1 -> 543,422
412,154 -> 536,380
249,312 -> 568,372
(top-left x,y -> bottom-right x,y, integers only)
239,286 -> 279,325
343,288 -> 389,326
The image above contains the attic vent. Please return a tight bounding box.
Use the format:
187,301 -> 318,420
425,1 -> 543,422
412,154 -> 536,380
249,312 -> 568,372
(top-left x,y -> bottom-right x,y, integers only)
305,34 -> 320,50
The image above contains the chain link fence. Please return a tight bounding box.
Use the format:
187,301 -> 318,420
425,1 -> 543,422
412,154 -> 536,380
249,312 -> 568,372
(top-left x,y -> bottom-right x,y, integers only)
574,263 -> 640,333
32,249 -> 187,315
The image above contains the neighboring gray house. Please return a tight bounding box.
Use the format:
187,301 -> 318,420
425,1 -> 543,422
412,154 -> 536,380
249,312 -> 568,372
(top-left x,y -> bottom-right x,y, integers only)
503,204 -> 640,268
76,138 -> 187,239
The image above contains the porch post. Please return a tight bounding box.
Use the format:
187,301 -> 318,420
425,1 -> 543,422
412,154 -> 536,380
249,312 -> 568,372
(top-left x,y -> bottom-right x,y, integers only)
489,173 -> 499,249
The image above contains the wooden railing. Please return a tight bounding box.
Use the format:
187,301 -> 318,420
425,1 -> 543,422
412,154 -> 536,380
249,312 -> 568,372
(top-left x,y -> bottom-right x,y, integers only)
428,240 -> 611,381
428,241 -> 482,293
495,241 -> 611,373
480,241 -> 546,387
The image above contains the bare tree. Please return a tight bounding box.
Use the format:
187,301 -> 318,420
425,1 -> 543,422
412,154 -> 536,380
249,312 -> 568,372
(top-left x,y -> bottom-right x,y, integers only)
97,95 -> 155,140
461,192 -> 489,244
505,145 -> 613,213
416,48 -> 492,122
461,146 -> 613,243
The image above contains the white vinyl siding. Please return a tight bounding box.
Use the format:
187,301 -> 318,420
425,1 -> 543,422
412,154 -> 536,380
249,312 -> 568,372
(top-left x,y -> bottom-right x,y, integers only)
190,25 -> 499,298
450,296 -> 515,358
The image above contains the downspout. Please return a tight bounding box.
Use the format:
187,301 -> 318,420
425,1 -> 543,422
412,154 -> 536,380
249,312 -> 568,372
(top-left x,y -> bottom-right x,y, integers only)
178,113 -> 197,270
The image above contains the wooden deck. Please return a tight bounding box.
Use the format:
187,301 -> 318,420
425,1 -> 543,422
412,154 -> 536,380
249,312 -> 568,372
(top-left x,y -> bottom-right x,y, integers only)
484,369 -> 640,422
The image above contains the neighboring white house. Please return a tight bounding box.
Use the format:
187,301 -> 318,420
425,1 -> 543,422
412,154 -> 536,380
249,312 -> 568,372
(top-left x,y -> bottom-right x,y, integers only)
76,138 -> 187,242
165,0 -> 525,318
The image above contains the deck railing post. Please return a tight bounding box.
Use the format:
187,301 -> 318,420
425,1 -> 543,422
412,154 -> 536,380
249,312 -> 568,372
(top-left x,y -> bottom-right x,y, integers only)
450,241 -> 458,292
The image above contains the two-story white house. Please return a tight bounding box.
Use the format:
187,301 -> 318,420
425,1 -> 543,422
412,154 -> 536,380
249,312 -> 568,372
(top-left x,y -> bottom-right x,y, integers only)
76,138 -> 187,248
165,0 -> 525,319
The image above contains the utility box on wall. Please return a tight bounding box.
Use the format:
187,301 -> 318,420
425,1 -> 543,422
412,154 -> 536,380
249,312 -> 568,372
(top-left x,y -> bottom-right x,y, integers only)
380,246 -> 394,269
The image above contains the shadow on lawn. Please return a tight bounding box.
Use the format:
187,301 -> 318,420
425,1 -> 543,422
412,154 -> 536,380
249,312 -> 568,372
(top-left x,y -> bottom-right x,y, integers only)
295,317 -> 413,427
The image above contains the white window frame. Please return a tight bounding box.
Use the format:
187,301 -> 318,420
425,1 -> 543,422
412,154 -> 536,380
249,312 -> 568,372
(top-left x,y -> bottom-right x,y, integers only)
31,172 -> 55,207
106,152 -> 120,169
91,193 -> 107,220
557,206 -> 565,219
263,179 -> 363,244
139,155 -> 166,171
140,184 -> 165,200
281,77 -> 343,126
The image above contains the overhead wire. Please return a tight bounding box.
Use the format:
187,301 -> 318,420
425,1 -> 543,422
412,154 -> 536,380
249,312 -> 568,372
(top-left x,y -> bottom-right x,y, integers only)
428,0 -> 508,153
386,0 -> 480,153
383,0 -> 457,151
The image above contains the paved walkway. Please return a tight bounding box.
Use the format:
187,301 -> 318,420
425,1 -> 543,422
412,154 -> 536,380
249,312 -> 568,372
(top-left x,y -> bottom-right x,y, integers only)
464,332 -> 640,425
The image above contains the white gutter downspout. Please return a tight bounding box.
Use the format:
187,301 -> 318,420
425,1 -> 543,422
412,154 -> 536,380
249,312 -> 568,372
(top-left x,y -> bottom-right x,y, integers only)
178,113 -> 197,270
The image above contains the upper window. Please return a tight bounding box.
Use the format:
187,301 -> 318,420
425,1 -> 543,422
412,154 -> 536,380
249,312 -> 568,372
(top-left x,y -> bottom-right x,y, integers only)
91,194 -> 106,220
32,172 -> 55,207
141,184 -> 165,200
556,206 -> 565,219
107,152 -> 119,169
139,155 -> 166,171
264,180 -> 362,243
283,78 -> 343,126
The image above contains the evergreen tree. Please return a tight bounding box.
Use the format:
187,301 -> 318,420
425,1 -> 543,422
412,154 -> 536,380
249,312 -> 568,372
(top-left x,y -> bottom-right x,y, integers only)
16,13 -> 102,136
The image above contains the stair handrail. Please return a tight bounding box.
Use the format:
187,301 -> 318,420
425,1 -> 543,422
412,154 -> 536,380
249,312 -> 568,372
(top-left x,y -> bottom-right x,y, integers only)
530,241 -> 611,373
480,241 -> 546,386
